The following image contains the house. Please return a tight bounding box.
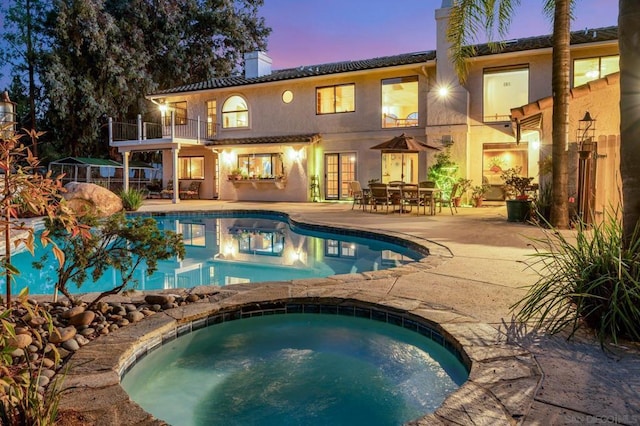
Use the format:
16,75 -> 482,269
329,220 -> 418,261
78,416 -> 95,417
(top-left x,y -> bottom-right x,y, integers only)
109,0 -> 620,220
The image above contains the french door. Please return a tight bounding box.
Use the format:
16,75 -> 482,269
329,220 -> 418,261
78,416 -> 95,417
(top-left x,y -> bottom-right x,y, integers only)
324,153 -> 357,200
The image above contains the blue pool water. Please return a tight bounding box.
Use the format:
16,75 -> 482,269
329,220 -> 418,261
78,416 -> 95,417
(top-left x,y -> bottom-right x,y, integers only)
7,212 -> 424,295
121,313 -> 468,426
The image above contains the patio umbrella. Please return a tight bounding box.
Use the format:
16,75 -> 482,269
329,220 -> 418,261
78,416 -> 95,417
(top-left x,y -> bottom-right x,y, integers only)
370,133 -> 442,182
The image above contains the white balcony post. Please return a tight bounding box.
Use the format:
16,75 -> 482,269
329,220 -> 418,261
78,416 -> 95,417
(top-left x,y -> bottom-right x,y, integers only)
171,110 -> 176,140
108,117 -> 113,145
137,114 -> 142,141
197,116 -> 201,142
123,151 -> 130,191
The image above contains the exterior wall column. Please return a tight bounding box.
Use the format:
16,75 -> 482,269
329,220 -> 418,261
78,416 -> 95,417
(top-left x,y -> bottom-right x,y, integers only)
123,151 -> 130,191
172,146 -> 180,204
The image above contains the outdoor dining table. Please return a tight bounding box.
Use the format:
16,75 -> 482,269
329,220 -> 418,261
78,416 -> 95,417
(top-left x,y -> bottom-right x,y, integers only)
386,185 -> 442,215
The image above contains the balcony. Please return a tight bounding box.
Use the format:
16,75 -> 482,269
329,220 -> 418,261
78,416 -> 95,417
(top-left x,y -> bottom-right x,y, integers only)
109,114 -> 214,146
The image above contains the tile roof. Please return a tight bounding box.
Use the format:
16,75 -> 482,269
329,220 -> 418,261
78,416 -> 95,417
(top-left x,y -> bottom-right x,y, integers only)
153,26 -> 618,96
205,133 -> 321,147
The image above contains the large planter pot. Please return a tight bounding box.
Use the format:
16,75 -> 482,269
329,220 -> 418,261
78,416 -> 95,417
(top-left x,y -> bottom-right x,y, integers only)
506,199 -> 532,222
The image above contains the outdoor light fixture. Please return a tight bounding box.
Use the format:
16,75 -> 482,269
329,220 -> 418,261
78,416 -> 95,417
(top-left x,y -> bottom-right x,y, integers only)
437,85 -> 450,98
577,111 -> 596,150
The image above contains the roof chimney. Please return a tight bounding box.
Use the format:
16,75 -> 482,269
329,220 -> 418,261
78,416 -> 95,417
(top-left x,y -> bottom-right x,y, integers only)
244,51 -> 272,78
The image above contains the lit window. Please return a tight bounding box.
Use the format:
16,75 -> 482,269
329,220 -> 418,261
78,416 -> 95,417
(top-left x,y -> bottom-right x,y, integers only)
178,156 -> 204,179
483,66 -> 529,122
222,95 -> 249,128
206,100 -> 217,138
163,101 -> 187,125
316,84 -> 355,114
573,55 -> 619,87
381,76 -> 418,128
237,153 -> 284,178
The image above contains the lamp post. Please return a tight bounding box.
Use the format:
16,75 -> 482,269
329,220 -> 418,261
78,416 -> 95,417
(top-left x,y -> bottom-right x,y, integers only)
0,91 -> 17,305
576,111 -> 597,224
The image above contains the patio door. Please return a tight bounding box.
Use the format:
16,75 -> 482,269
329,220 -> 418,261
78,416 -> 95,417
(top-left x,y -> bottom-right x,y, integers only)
324,153 -> 357,200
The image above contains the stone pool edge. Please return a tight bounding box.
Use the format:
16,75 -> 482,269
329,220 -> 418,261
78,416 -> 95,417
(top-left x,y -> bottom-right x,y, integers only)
56,281 -> 542,425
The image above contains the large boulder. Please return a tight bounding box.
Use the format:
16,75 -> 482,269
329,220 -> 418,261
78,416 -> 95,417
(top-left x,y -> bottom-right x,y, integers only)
62,182 -> 123,217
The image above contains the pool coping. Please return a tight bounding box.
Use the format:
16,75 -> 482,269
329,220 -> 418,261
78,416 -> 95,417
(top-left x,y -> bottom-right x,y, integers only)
56,282 -> 541,425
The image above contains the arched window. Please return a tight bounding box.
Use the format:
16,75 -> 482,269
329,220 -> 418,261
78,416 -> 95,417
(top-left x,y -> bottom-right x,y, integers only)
222,95 -> 249,128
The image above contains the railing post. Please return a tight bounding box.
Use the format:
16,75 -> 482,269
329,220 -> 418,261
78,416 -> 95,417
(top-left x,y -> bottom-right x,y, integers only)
137,114 -> 142,141
197,116 -> 201,142
123,151 -> 130,191
171,110 -> 176,140
108,117 -> 113,146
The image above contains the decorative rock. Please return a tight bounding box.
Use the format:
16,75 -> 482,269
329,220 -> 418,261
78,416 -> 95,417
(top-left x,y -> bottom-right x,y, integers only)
162,302 -> 178,310
62,182 -> 123,217
95,301 -> 110,314
186,294 -> 199,303
62,339 -> 80,352
75,335 -> 90,346
145,294 -> 175,305
11,348 -> 24,358
28,316 -> 47,327
141,309 -> 155,317
61,306 -> 85,319
49,326 -> 77,344
109,324 -> 119,332
127,311 -> 145,323
151,304 -> 162,312
10,333 -> 33,349
56,347 -> 71,359
80,328 -> 95,337
68,311 -> 95,327
117,318 -> 130,327
124,304 -> 137,312
42,358 -> 55,368
41,369 -> 56,379
37,375 -> 50,388
99,327 -> 109,335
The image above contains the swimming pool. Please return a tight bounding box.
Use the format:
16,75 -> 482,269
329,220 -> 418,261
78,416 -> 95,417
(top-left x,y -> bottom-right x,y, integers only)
7,211 -> 425,295
121,311 -> 468,425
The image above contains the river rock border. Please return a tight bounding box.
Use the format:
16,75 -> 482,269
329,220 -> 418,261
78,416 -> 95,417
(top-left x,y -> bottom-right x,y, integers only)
56,282 -> 541,425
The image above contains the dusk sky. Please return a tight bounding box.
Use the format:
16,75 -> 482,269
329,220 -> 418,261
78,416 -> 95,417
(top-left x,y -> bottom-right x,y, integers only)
260,0 -> 619,70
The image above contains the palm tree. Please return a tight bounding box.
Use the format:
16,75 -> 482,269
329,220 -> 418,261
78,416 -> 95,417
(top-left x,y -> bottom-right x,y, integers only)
446,0 -> 572,229
619,0 -> 640,246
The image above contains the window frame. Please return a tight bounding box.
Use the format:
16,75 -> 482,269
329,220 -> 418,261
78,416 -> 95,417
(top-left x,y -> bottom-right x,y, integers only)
482,65 -> 529,123
206,99 -> 217,138
237,153 -> 284,179
316,83 -> 355,115
163,101 -> 187,126
381,75 -> 419,128
178,156 -> 205,180
221,95 -> 249,129
573,55 -> 619,87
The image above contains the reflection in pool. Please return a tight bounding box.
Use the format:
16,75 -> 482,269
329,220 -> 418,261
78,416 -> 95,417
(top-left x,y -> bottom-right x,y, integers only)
122,313 -> 468,426
8,212 -> 424,295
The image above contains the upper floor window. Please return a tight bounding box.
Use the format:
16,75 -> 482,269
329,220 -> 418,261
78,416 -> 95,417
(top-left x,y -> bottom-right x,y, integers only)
206,100 -> 217,138
222,95 -> 249,128
178,156 -> 204,179
316,83 -> 355,114
483,66 -> 529,122
163,101 -> 187,125
573,55 -> 619,87
381,76 -> 418,128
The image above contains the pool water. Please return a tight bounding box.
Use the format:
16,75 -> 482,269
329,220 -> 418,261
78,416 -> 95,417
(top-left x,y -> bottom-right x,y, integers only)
121,314 -> 468,426
7,213 -> 424,295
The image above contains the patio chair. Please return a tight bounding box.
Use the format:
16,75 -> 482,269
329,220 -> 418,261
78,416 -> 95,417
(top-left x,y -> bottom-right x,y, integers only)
161,181 -> 174,199
435,183 -> 459,215
179,181 -> 201,199
348,181 -> 368,211
368,183 -> 393,214
400,184 -> 421,214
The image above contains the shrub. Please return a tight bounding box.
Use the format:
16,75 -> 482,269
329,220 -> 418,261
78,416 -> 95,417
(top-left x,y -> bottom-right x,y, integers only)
119,188 -> 144,211
512,211 -> 640,345
500,167 -> 534,200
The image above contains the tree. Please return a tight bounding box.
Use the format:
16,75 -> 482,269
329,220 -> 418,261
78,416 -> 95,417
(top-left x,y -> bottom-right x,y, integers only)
37,212 -> 185,305
446,0 -> 573,229
2,0 -> 52,157
619,1 -> 640,245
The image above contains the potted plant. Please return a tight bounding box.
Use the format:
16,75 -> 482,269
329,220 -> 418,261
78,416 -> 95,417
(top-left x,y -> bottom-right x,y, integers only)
228,167 -> 243,180
471,184 -> 490,207
501,167 -> 535,222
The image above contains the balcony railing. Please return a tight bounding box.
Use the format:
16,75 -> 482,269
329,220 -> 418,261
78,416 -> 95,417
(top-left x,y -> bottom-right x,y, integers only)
109,114 -> 214,144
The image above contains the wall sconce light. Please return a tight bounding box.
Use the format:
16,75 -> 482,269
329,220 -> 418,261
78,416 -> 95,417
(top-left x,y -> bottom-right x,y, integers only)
221,150 -> 235,166
436,85 -> 450,98
288,147 -> 304,162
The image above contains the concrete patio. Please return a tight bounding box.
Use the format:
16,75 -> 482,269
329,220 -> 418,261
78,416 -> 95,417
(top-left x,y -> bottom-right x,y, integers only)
58,200 -> 640,425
